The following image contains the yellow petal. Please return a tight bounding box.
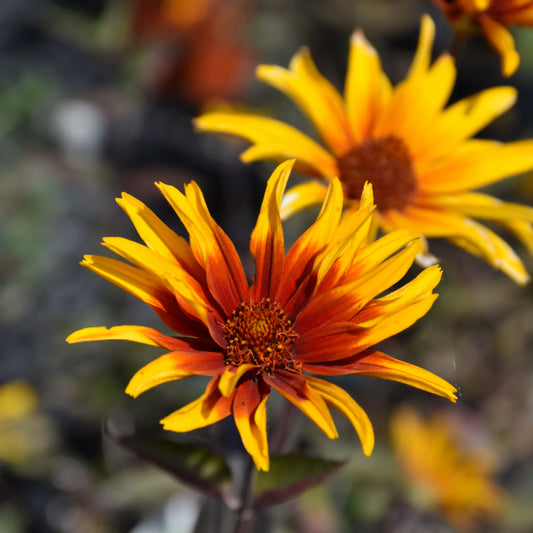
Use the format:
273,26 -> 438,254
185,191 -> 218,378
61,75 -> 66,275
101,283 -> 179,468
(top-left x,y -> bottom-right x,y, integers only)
406,14 -> 436,80
280,180 -> 328,221
419,139 -> 533,192
103,236 -> 212,324
66,325 -> 178,348
161,377 -> 234,432
80,255 -> 166,310
218,364 -> 257,397
306,376 -> 374,456
257,49 -> 352,155
345,29 -> 384,142
126,354 -> 196,398
194,112 -> 338,178
266,373 -> 338,439
116,192 -> 199,273
233,379 -> 270,471
352,351 -> 457,402
384,205 -> 530,284
413,86 -> 517,165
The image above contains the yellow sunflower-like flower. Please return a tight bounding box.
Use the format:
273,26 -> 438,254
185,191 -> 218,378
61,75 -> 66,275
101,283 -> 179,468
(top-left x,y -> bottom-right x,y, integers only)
67,160 -> 456,471
391,406 -> 506,531
195,15 -> 533,285
432,0 -> 533,76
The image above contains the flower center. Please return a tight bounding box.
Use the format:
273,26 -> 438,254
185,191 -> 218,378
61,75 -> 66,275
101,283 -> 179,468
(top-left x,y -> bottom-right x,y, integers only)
223,298 -> 300,375
337,135 -> 418,212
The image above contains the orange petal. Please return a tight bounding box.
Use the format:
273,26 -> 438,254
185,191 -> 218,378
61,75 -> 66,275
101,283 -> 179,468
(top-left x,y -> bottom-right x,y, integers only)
478,14 -> 520,76
156,181 -> 250,315
250,160 -> 292,300
218,363 -> 257,397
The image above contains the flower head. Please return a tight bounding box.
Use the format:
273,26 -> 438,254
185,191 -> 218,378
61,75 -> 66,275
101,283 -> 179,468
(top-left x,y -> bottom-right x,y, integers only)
432,0 -> 533,76
195,15 -> 533,284
391,406 -> 506,531
67,160 -> 456,471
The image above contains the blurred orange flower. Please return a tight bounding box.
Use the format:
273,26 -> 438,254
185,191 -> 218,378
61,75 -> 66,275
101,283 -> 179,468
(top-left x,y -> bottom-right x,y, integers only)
196,14 -> 533,284
391,407 -> 506,531
67,160 -> 456,471
432,0 -> 533,76
130,0 -> 254,105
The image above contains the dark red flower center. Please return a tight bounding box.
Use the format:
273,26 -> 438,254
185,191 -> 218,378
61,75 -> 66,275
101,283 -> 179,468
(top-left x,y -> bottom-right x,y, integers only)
337,135 -> 418,212
223,298 -> 300,375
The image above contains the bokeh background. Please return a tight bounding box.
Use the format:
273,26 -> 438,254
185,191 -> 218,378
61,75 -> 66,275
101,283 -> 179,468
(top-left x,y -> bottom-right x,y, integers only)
1,0 -> 533,532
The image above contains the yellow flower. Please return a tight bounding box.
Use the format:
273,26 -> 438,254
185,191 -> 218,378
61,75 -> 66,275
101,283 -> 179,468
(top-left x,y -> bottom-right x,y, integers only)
195,15 -> 533,285
391,406 -> 506,531
432,0 -> 533,76
67,160 -> 456,471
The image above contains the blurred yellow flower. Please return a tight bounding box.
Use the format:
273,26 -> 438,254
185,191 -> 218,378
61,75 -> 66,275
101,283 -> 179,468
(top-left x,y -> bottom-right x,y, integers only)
391,406 -> 506,531
0,381 -> 39,464
196,14 -> 533,284
432,0 -> 533,76
67,160 -> 456,471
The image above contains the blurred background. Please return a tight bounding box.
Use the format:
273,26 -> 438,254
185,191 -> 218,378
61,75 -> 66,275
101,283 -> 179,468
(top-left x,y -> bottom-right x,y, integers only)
1,0 -> 533,532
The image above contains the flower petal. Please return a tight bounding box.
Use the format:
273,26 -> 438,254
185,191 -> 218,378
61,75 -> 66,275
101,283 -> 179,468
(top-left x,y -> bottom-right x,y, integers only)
194,112 -> 338,178
306,376 -> 374,456
126,350 -> 225,397
116,192 -> 201,277
280,180 -> 328,221
250,160 -> 292,300
304,350 -> 457,402
67,325 -> 189,350
233,378 -> 270,471
218,364 -> 257,397
156,181 -> 250,315
103,237 -> 215,325
413,87 -> 517,165
383,205 -> 530,284
478,14 -> 520,76
345,29 -> 385,142
265,371 -> 338,439
257,49 -> 352,155
78,255 -> 208,337
161,376 -> 235,432
418,140 -> 533,193
276,177 -> 344,314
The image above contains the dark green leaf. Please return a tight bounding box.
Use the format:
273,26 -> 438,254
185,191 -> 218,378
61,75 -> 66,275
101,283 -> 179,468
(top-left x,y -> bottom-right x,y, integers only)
104,421 -> 232,500
254,454 -> 346,508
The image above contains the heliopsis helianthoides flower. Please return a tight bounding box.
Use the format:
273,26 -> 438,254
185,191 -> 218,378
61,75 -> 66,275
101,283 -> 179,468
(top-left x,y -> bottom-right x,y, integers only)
195,15 -> 533,285
432,0 -> 533,76
391,407 -> 506,531
67,160 -> 457,471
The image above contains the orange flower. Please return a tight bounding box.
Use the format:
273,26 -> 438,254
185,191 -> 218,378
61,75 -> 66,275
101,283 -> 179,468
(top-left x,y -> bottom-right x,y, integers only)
391,407 -> 506,531
195,15 -> 533,284
432,0 -> 533,76
67,160 -> 456,471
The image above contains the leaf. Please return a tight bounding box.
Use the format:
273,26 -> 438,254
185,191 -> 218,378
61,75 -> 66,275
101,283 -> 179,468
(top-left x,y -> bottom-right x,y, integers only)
104,421 -> 232,500
253,454 -> 346,508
